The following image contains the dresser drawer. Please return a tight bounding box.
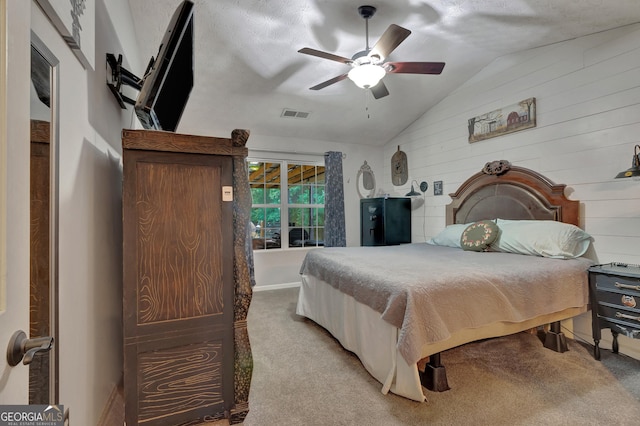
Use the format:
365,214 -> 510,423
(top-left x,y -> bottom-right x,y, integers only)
596,289 -> 640,310
595,287 -> 640,339
595,284 -> 640,334
596,315 -> 640,339
597,302 -> 640,326
593,273 -> 640,296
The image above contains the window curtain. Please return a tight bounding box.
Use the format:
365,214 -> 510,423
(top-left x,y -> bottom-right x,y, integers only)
324,151 -> 346,247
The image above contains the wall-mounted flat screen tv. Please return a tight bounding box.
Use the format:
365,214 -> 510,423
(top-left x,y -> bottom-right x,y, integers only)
135,0 -> 194,132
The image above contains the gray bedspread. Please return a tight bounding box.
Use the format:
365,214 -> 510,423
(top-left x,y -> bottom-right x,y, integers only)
299,244 -> 594,365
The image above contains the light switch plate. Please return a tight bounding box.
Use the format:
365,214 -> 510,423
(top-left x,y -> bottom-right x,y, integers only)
222,186 -> 233,201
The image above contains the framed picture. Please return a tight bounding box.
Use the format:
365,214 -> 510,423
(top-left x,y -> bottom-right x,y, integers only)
433,181 -> 443,196
36,0 -> 95,70
468,98 -> 536,143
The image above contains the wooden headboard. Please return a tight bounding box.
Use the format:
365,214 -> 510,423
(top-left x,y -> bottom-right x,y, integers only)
445,161 -> 580,226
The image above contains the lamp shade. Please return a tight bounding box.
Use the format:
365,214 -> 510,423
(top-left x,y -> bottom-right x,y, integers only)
405,184 -> 420,197
348,64 -> 386,89
615,144 -> 640,179
405,180 -> 429,197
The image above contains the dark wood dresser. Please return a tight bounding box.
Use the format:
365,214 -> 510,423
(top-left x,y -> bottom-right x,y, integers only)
589,262 -> 640,360
360,197 -> 411,246
122,129 -> 253,425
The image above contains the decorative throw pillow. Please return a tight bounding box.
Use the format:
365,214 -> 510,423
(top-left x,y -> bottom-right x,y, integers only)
460,220 -> 499,251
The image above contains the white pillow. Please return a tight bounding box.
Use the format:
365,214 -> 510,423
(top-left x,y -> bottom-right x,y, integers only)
426,224 -> 468,248
493,219 -> 592,259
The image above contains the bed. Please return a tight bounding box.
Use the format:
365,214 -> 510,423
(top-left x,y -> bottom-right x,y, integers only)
296,161 -> 594,402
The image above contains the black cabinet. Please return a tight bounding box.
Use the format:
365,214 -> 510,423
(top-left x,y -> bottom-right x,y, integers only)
588,262 -> 640,360
360,197 -> 411,246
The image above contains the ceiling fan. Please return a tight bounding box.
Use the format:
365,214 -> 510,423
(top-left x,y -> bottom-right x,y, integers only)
298,5 -> 445,99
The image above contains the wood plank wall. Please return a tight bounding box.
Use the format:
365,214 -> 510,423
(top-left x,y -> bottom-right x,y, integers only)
384,24 -> 640,358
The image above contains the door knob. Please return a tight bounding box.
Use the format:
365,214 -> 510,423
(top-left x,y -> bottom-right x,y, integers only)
6,330 -> 54,366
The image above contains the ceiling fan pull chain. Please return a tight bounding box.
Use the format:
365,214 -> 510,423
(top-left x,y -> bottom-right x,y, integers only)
365,90 -> 370,119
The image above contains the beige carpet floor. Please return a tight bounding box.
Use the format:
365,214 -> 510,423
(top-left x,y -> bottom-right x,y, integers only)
242,287 -> 640,426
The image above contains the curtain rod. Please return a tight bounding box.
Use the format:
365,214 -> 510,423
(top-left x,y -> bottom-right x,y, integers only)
249,148 -> 347,159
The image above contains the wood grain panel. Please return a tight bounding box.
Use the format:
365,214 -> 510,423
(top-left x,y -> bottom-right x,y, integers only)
137,342 -> 224,423
30,122 -> 50,404
122,129 -> 248,157
135,162 -> 224,324
123,130 -> 247,424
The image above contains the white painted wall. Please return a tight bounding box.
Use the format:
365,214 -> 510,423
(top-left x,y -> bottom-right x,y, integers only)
384,24 -> 640,360
248,133 -> 384,287
16,0 -> 141,423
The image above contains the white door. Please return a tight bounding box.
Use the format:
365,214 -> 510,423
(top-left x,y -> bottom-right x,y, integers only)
0,0 -> 31,404
0,0 -> 35,403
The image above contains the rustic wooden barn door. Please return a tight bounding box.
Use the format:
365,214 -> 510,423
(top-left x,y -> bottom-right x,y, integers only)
123,147 -> 234,425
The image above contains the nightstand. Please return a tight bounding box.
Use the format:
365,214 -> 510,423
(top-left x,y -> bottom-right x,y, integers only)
588,263 -> 640,360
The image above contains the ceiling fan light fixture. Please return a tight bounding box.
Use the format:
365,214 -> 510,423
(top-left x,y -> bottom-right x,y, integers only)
297,5 -> 444,99
348,64 -> 386,89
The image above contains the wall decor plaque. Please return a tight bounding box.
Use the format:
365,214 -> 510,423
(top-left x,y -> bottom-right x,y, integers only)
391,146 -> 408,186
468,98 -> 536,143
36,0 -> 95,70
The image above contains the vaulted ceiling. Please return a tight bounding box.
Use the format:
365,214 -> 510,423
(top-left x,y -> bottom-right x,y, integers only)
128,0 -> 640,146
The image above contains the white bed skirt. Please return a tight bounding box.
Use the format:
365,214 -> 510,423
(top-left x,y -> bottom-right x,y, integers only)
296,274 -> 587,402
296,274 -> 426,401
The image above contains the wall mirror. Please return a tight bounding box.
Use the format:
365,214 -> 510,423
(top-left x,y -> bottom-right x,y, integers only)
30,32 -> 60,404
356,161 -> 376,199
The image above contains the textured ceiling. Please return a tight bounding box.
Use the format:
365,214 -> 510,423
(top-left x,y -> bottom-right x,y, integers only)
127,0 -> 640,146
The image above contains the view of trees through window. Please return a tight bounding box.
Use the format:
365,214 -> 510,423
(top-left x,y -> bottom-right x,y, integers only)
248,160 -> 325,250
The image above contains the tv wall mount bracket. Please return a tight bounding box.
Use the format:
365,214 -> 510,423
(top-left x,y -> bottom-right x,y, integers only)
106,53 -> 152,109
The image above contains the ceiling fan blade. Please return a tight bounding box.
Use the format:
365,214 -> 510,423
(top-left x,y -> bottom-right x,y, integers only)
369,24 -> 411,60
309,73 -> 349,90
385,62 -> 445,74
370,81 -> 389,99
298,48 -> 353,65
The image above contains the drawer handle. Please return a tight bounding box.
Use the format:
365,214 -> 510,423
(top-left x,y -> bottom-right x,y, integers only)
614,282 -> 640,291
615,312 -> 640,322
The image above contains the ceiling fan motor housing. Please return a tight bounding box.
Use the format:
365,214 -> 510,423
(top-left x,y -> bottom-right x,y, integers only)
351,50 -> 381,65
358,5 -> 377,19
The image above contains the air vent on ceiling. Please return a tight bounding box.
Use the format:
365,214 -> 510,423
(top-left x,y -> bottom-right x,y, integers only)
281,108 -> 310,119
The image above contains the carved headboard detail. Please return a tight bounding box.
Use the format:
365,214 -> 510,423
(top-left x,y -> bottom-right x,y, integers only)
482,160 -> 511,176
446,162 -> 580,226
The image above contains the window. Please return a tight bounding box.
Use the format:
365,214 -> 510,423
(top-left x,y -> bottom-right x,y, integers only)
248,159 -> 325,250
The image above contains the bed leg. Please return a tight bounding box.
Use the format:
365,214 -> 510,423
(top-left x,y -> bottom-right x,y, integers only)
543,321 -> 568,353
419,353 -> 451,392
